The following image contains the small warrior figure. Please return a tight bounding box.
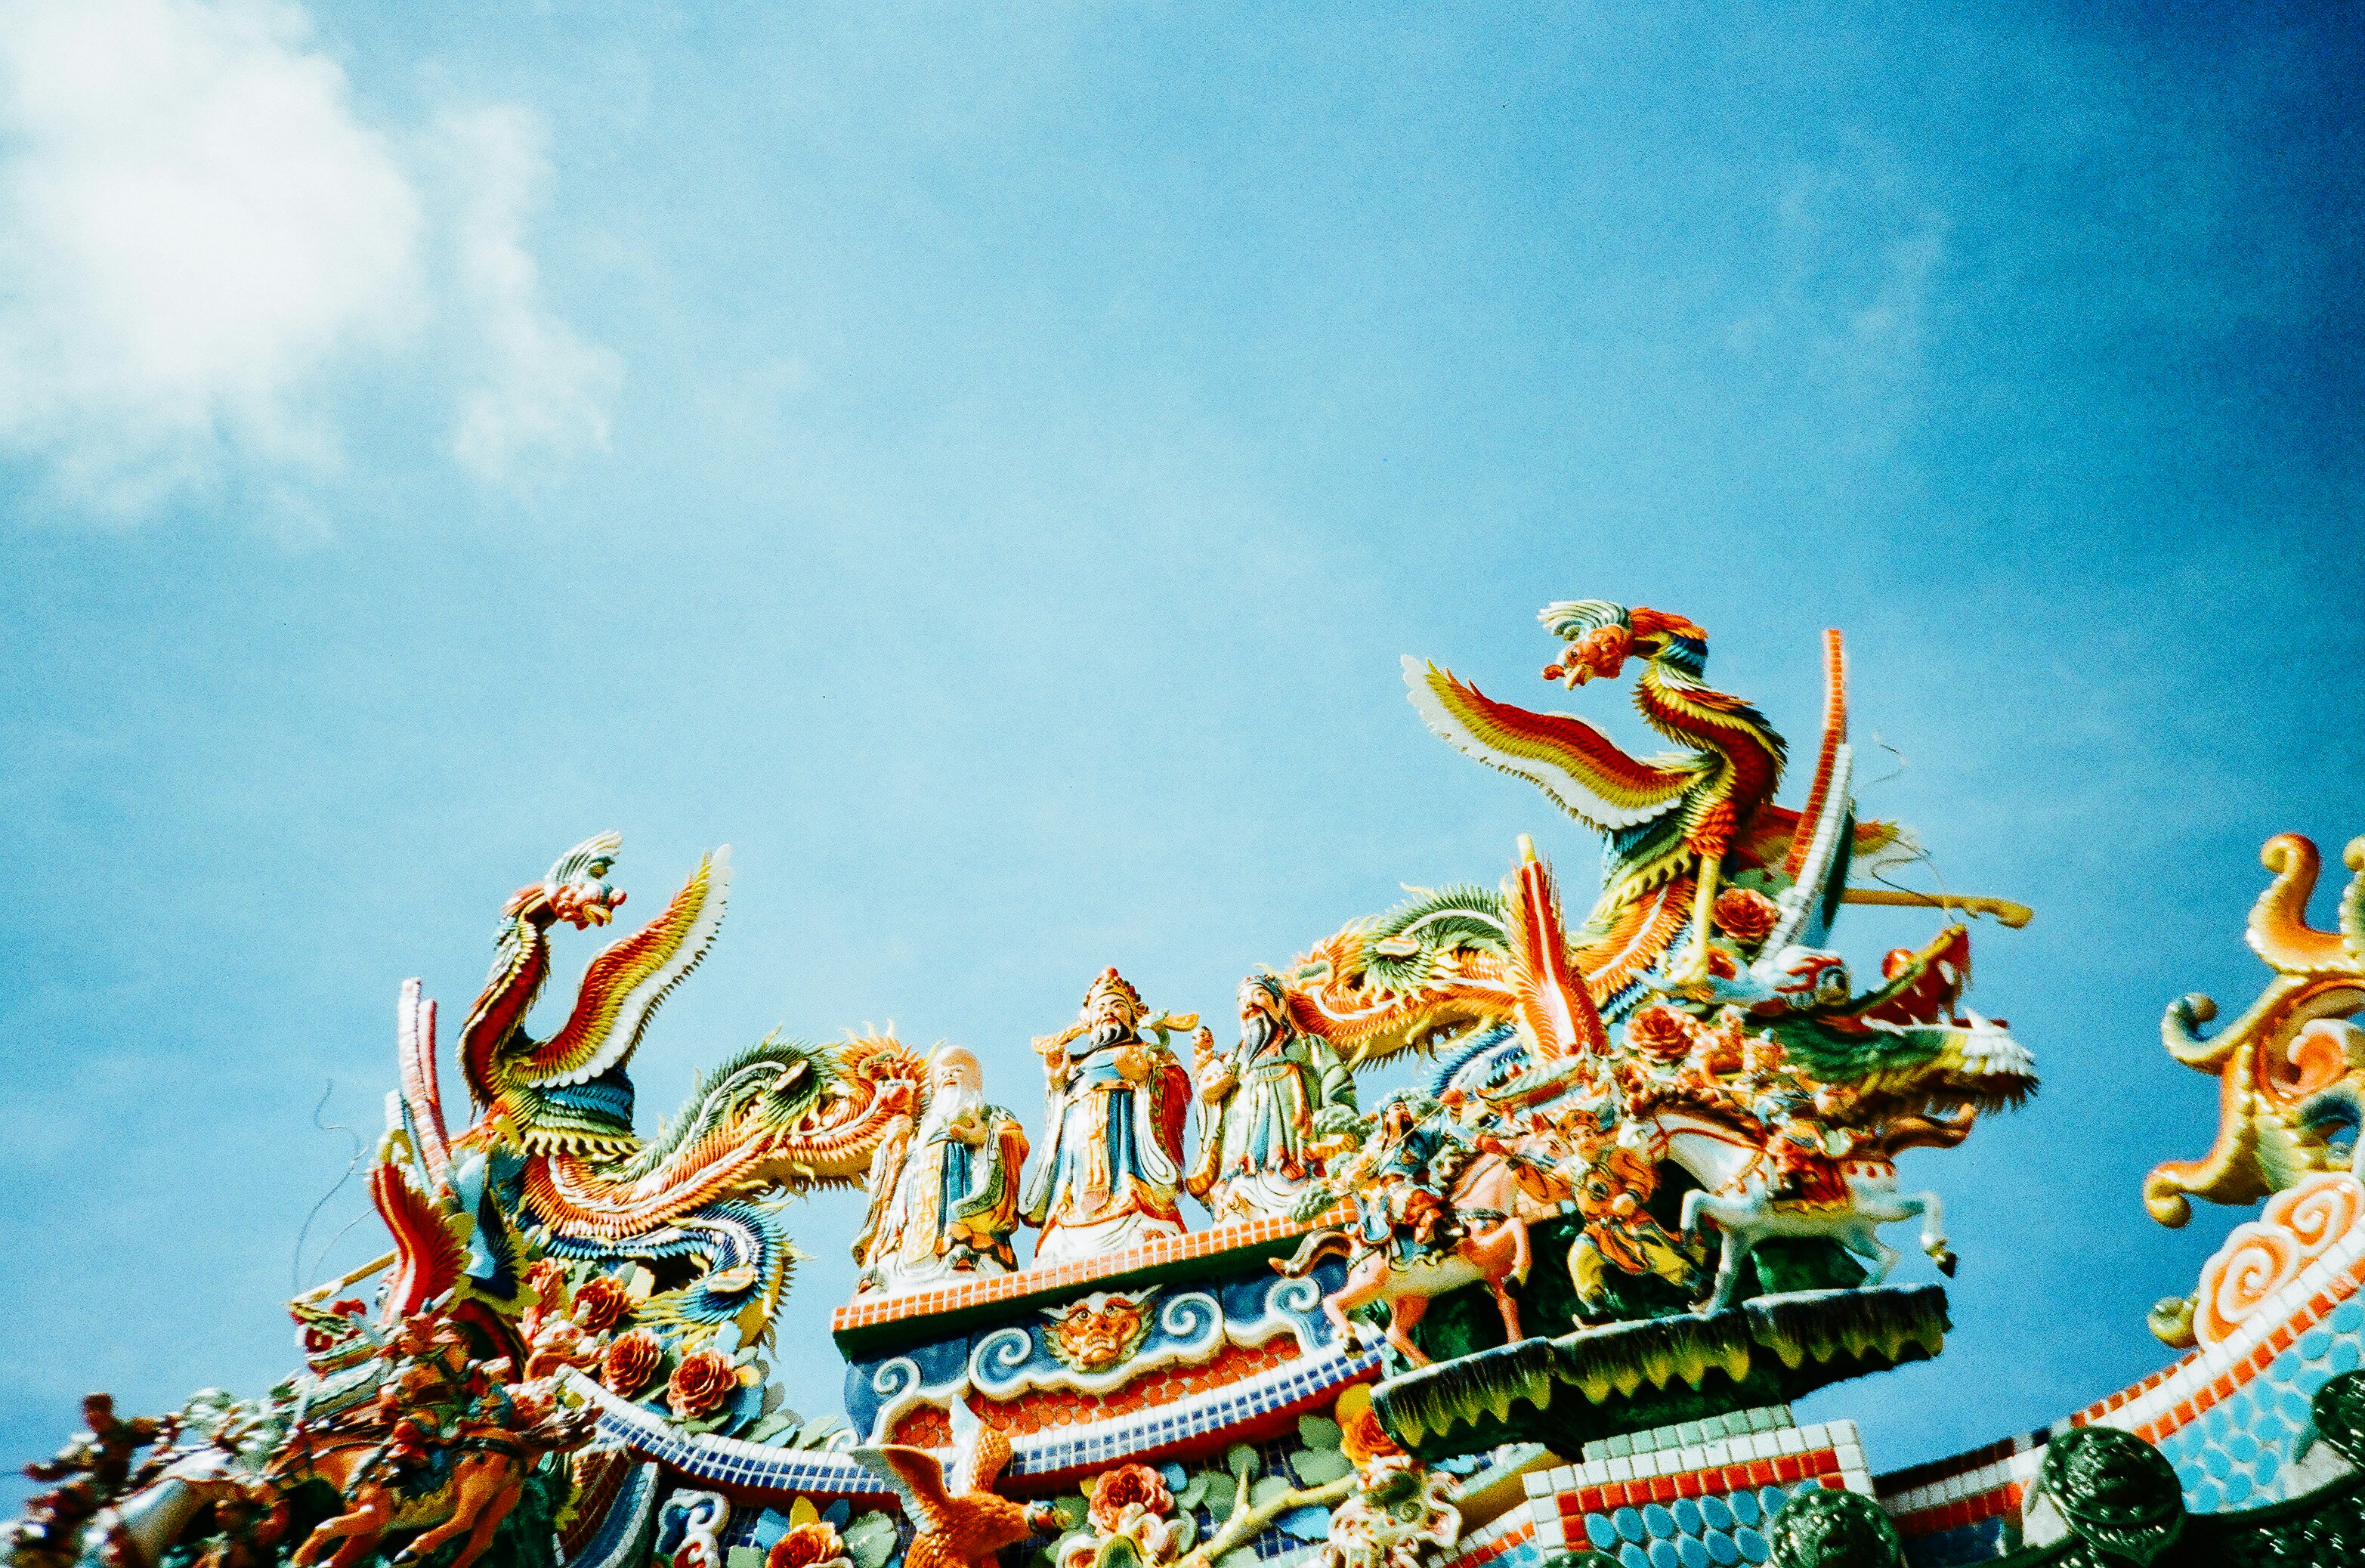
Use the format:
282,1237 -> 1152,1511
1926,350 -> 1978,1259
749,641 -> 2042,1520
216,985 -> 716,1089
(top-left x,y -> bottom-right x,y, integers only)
1560,1114 -> 1705,1320
1019,968 -> 1194,1264
21,1393 -> 176,1502
1343,1095 -> 1469,1262
854,1046 -> 1031,1293
7,1394 -> 177,1568
1185,974 -> 1358,1224
1727,1036 -> 1851,1205
353,1313 -> 468,1502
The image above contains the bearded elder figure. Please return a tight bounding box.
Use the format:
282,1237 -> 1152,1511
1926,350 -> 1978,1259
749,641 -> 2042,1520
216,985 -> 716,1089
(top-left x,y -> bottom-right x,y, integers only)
1185,974 -> 1357,1223
1019,968 -> 1194,1263
852,1047 -> 1030,1294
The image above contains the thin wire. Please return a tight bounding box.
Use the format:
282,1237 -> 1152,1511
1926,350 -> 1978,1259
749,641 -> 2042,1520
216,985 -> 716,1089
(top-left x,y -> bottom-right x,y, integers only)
1863,733 -> 1909,790
291,1080 -> 366,1293
306,1209 -> 374,1289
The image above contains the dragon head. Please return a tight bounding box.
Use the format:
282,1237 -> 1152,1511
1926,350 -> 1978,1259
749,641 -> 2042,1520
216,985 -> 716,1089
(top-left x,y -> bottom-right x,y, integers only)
509,832 -> 628,930
1538,601 -> 1709,688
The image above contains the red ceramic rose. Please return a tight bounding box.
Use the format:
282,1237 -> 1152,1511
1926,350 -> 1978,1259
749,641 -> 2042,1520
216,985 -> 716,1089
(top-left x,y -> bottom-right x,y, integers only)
1711,887 -> 1780,945
1624,1005 -> 1694,1061
765,1523 -> 849,1568
524,1259 -> 570,1310
603,1329 -> 663,1396
570,1275 -> 632,1335
1333,1385 -> 1403,1468
666,1348 -> 740,1420
1087,1464 -> 1173,1531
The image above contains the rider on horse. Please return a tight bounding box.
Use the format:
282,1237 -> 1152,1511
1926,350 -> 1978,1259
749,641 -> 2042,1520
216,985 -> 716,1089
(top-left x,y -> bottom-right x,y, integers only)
347,1311 -> 471,1507
1348,1095 -> 1476,1262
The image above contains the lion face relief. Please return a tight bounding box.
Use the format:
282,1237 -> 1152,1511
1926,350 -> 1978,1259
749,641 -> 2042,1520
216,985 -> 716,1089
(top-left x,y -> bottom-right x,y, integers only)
1040,1288 -> 1158,1372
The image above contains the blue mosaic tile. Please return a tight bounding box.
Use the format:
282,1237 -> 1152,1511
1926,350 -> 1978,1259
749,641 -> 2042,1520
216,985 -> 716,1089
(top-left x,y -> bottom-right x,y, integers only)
1566,1483 -> 1804,1568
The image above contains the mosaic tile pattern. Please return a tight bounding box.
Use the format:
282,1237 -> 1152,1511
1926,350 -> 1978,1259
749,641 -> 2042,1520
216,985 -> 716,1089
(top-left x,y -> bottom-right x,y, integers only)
1565,1483 -> 1833,1568
1876,1434 -> 2043,1567
1875,1194 -> 2365,1561
558,1461 -> 662,1568
2153,1297 -> 2365,1511
1523,1421 -> 1869,1520
830,1210 -> 1346,1339
1443,1418 -> 1872,1568
562,1344 -> 1382,1495
2083,1215 -> 2365,1486
1580,1408 -> 1794,1465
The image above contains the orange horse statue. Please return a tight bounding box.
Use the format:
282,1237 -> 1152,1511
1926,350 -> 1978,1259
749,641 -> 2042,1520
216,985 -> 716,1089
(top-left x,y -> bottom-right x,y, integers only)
1273,1113 -> 1578,1366
276,1372 -> 593,1568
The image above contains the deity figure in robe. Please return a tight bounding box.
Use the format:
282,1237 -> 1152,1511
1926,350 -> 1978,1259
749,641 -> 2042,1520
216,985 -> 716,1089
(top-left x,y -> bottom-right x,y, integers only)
1019,967 -> 1194,1263
852,1047 -> 1029,1294
1184,973 -> 1358,1223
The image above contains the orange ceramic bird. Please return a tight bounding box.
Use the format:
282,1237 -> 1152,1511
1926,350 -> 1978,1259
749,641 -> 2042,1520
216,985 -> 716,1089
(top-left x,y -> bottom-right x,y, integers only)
850,1403 -> 1059,1568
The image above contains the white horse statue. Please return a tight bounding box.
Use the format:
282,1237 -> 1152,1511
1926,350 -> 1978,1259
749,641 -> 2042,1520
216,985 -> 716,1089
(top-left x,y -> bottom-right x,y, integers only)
1655,1106 -> 1955,1313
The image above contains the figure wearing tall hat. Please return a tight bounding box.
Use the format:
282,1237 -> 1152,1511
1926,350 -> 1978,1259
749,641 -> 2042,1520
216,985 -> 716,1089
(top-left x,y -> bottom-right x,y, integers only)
1019,968 -> 1194,1264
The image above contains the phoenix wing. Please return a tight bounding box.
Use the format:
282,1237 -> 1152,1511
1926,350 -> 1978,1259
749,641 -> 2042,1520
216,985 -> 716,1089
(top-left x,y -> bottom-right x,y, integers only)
949,1398 -> 1014,1494
1403,657 -> 1699,833
521,848 -> 733,1087
370,1140 -> 469,1323
849,1445 -> 957,1530
1504,840 -> 1607,1059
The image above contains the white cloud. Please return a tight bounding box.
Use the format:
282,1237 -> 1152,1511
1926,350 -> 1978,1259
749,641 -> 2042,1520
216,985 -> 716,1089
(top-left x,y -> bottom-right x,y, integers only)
0,0 -> 617,520
437,107 -> 621,483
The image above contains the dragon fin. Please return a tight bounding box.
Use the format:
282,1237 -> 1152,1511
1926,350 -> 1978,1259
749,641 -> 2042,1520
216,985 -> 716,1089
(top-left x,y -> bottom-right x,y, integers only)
1505,837 -> 1608,1059
397,979 -> 452,1188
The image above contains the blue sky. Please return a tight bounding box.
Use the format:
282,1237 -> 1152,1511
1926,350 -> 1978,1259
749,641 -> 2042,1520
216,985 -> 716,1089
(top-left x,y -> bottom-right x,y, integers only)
2,0 -> 2360,1498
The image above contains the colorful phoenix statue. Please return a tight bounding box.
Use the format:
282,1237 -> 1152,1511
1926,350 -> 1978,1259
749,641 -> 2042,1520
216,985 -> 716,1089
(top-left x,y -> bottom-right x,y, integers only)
388,833 -> 926,1351
1268,603 -> 2030,1093
1262,599 -> 2036,1333
1403,601 -> 1926,1010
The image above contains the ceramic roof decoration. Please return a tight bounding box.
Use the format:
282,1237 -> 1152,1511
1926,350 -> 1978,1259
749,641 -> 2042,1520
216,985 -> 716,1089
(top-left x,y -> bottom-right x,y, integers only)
17,598 -> 2365,1568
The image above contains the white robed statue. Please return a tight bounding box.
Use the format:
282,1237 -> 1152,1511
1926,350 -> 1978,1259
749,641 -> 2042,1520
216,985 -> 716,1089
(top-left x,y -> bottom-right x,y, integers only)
1184,973 -> 1357,1223
1019,967 -> 1194,1264
852,1047 -> 1030,1294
